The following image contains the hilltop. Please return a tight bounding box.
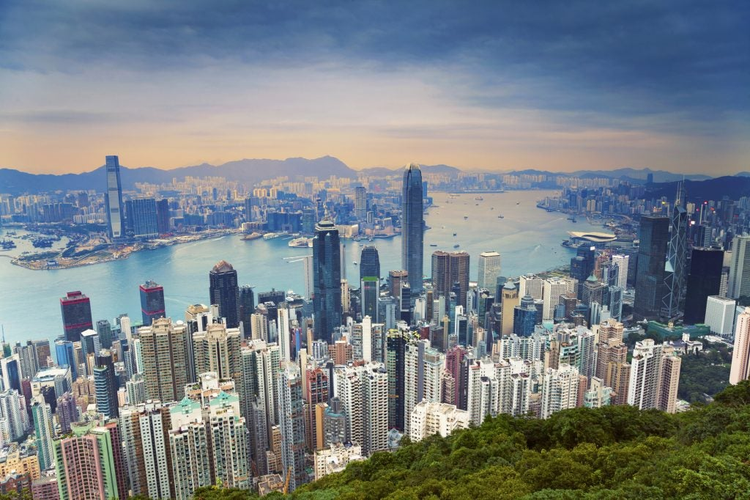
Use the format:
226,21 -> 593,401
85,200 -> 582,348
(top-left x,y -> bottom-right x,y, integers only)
186,381 -> 750,499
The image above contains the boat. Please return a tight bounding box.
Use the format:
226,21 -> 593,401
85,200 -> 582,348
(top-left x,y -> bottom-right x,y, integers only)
353,262 -> 358,266
241,232 -> 262,241
453,233 -> 457,236
0,239 -> 16,250
516,202 -> 520,205
430,243 -> 438,247
263,233 -> 280,240
498,215 -> 504,219
568,217 -> 577,223
288,237 -> 312,248
475,196 -> 484,201
453,244 -> 460,248
464,216 -> 469,220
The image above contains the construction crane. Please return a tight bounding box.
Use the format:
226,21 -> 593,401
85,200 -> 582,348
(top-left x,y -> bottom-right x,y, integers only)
283,466 -> 292,495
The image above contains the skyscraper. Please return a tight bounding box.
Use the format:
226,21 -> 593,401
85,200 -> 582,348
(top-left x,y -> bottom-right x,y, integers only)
478,251 -> 502,290
611,254 -> 630,289
238,285 -> 255,336
278,363 -> 307,492
360,246 -> 381,322
129,198 -> 159,238
313,220 -> 342,343
105,155 -> 125,239
627,339 -> 681,412
402,163 -> 424,294
729,308 -> 750,385
209,260 -> 240,328
634,217 -> 670,321
94,351 -> 119,418
138,317 -> 188,402
55,340 -> 77,381
140,280 -> 166,326
662,183 -> 689,320
684,248 -> 724,325
728,235 -> 750,299
60,291 -> 93,343
431,251 -> 470,307
354,186 -> 367,220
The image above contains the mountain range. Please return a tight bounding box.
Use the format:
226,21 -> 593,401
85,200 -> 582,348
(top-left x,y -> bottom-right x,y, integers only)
0,156 -> 745,195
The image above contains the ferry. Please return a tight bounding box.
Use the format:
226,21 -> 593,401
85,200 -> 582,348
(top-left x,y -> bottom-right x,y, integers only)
497,215 -> 504,219
430,243 -> 438,247
241,232 -> 262,241
453,244 -> 460,249
263,233 -> 281,240
464,216 -> 469,220
288,237 -> 312,248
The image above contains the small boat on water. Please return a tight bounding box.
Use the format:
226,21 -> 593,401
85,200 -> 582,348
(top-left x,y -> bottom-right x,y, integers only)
453,244 -> 460,249
263,232 -> 281,240
241,232 -> 262,241
288,237 -> 313,248
430,243 -> 438,247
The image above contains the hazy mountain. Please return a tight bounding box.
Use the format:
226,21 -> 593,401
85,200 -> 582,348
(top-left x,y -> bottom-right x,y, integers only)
0,156 -> 355,195
648,176 -> 750,202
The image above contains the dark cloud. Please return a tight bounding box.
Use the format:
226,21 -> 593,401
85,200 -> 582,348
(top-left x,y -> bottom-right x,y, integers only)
1,0 -> 748,126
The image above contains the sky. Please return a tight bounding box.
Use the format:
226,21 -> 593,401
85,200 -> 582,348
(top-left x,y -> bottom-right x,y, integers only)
0,1 -> 748,175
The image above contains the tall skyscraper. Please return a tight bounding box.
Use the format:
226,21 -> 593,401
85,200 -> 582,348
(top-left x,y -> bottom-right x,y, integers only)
209,260 -> 240,328
478,251 -> 502,290
360,246 -> 381,322
662,183 -> 689,320
354,186 -> 367,220
94,351 -> 119,418
402,163 -> 424,294
129,198 -> 159,238
728,235 -> 750,299
156,198 -> 170,234
611,254 -> 630,289
704,296 -> 737,336
105,155 -> 125,239
60,291 -> 93,343
431,251 -> 470,307
278,363 -> 307,492
193,322 -> 243,399
238,285 -> 255,336
540,364 -> 580,419
404,341 -> 444,434
313,220 -> 342,343
138,317 -> 188,402
729,308 -> 750,385
54,423 -> 122,500
634,217 -> 670,321
570,246 -> 596,299
31,399 -> 55,470
627,339 -> 681,413
55,340 -> 77,381
140,280 -> 166,326
684,248 -> 724,325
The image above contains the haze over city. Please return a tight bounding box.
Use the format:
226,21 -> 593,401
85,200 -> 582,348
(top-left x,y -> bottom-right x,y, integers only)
1,1 -> 748,175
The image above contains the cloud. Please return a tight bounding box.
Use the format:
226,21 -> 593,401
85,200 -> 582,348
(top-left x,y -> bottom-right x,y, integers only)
0,0 -> 748,173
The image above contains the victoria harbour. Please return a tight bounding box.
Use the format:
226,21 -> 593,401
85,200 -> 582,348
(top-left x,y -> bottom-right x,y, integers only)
0,190 -> 597,347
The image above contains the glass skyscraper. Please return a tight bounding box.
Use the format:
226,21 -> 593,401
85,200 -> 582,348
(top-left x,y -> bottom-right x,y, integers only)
60,291 -> 93,343
140,280 -> 165,326
402,163 -> 424,294
313,220 -> 342,343
105,155 -> 125,239
129,198 -> 159,238
634,216 -> 670,321
360,246 -> 381,322
209,260 -> 240,328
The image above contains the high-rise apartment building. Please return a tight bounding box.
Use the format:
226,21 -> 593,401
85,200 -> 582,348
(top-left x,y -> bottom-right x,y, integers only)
627,339 -> 681,413
209,260 -> 240,328
93,351 -> 119,418
193,322 -> 243,396
408,402 -> 469,442
60,291 -> 93,343
54,422 -> 123,500
478,251 -> 502,290
404,341 -> 444,434
31,399 -> 54,470
611,254 -> 629,289
501,282 -> 519,335
354,186 -> 367,220
729,308 -> 750,385
634,217 -> 670,321
277,363 -> 307,492
402,163 -> 424,294
386,329 -> 410,431
540,364 -> 580,419
312,220 -> 342,343
138,318 -> 188,402
140,280 -> 166,326
728,235 -> 750,299
105,155 -> 125,239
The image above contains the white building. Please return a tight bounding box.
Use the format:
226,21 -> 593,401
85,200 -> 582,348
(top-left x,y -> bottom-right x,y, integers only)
627,339 -> 681,413
729,308 -> 750,385
705,296 -> 737,336
611,254 -> 630,289
314,443 -> 364,481
403,341 -> 444,435
477,251 -> 502,290
409,402 -> 469,442
519,275 -> 544,301
543,278 -> 575,321
540,364 -> 579,419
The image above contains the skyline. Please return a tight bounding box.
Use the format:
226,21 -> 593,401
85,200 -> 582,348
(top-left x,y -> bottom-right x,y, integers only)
1,1 -> 749,175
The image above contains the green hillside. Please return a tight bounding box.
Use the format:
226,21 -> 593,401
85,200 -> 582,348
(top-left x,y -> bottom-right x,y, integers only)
193,381 -> 750,500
